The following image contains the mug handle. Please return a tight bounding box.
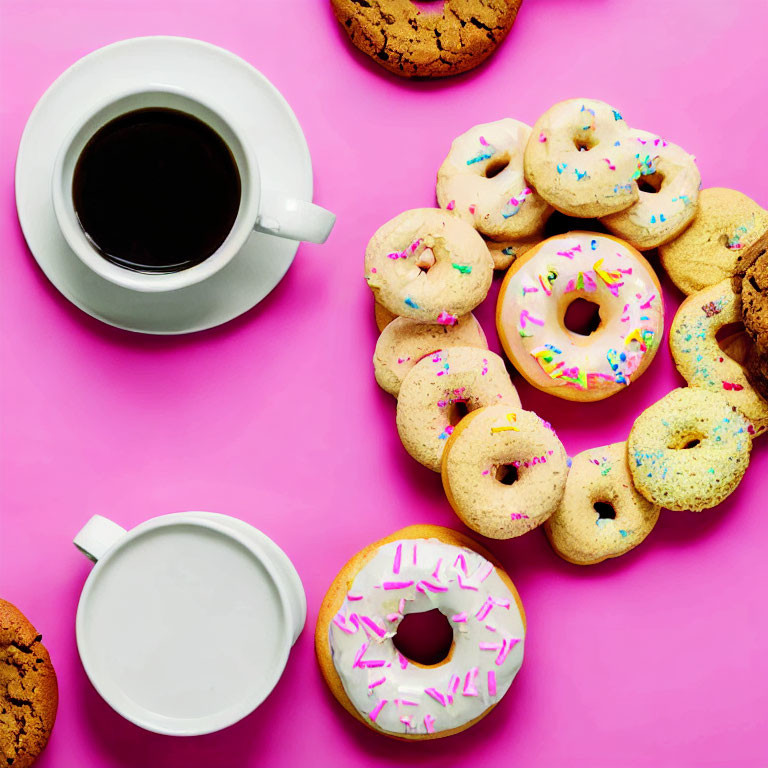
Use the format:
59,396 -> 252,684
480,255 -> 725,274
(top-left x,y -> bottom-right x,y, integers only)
255,189 -> 336,244
74,515 -> 127,562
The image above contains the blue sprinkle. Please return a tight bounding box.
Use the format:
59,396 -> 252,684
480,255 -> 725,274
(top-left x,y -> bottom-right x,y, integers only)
619,530 -> 628,538
557,163 -> 568,174
575,169 -> 587,180
612,110 -> 623,121
650,215 -> 656,223
660,213 -> 666,222
566,457 -> 573,468
590,239 -> 598,250
404,297 -> 419,309
614,140 -> 621,147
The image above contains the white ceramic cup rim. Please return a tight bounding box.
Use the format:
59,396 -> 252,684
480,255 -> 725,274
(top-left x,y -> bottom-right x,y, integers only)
75,513 -> 294,736
52,85 -> 260,293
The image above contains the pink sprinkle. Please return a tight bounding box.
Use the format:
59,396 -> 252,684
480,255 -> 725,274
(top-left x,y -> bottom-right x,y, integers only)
419,580 -> 449,593
451,612 -> 468,622
383,580 -> 415,590
386,613 -> 402,622
369,699 -> 387,723
400,716 -> 413,728
333,613 -> 358,634
360,616 -> 387,638
371,267 -> 377,273
393,543 -> 402,575
640,294 -> 655,309
424,714 -> 436,734
603,158 -> 616,170
449,674 -> 461,695
431,558 -> 443,580
457,574 -> 479,591
425,688 -> 447,707
488,670 -> 497,697
437,311 -> 458,326
479,136 -> 489,146
476,598 -> 493,621
723,381 -> 745,391
413,544 -> 418,565
398,598 -> 406,614
353,643 -> 368,668
519,309 -> 545,328
446,200 -> 455,211
478,563 -> 494,582
347,593 -> 363,601
360,659 -> 387,668
496,637 -> 521,666
486,625 -> 497,632
398,698 -> 418,706
538,132 -> 547,142
469,204 -> 476,215
479,642 -> 502,651
453,553 -> 468,574
463,668 -> 479,696
398,653 -> 409,670
368,677 -> 386,689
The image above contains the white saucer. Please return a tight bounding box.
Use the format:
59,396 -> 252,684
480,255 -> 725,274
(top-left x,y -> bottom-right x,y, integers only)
15,37 -> 314,334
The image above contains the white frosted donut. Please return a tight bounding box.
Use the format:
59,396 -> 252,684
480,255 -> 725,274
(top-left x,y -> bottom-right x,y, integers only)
437,119 -> 552,240
600,129 -> 700,250
323,534 -> 525,738
496,232 -> 664,402
396,347 -> 521,472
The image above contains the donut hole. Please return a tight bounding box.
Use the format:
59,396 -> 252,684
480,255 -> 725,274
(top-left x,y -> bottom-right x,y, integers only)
563,298 -> 602,336
593,501 -> 616,520
392,609 -> 453,666
573,135 -> 598,152
637,172 -> 664,194
484,152 -> 511,179
446,400 -> 470,426
495,464 -> 518,486
670,434 -> 704,450
716,321 -> 751,366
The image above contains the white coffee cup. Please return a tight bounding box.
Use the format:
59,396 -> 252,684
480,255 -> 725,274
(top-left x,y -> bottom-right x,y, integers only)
73,511 -> 306,735
52,86 -> 335,293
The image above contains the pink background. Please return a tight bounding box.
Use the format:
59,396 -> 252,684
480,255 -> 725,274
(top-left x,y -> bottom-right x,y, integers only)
1,0 -> 767,765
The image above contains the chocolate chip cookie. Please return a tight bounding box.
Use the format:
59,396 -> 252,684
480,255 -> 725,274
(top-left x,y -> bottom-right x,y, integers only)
1,600 -> 58,768
330,0 -> 523,78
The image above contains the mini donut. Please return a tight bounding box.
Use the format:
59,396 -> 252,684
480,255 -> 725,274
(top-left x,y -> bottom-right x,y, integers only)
659,188 -> 768,296
329,1 -> 523,80
441,404 -> 568,539
315,524 -> 526,740
396,346 -> 520,472
437,119 -> 552,241
496,232 -> 664,402
374,314 -> 488,398
544,442 -> 660,565
485,231 -> 543,271
375,299 -> 397,332
600,129 -> 700,250
524,99 -> 638,218
627,387 -> 752,511
669,279 -> 768,435
365,208 -> 493,325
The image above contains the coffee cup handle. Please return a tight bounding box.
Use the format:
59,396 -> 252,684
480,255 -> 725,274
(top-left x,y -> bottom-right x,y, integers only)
255,189 -> 336,244
74,514 -> 127,562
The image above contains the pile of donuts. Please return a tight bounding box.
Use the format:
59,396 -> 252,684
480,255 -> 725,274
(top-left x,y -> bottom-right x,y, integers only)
313,98 -> 766,742
365,97 -> 768,564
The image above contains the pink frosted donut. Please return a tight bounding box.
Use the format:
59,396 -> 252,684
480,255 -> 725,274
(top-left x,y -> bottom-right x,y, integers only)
496,232 -> 664,402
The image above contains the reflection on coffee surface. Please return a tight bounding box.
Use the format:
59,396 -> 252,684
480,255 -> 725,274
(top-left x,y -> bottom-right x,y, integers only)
72,108 -> 241,273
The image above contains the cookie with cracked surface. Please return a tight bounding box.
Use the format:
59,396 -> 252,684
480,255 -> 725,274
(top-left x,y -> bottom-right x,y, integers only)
741,251 -> 768,348
330,0 -> 522,79
0,599 -> 58,768
659,188 -> 768,296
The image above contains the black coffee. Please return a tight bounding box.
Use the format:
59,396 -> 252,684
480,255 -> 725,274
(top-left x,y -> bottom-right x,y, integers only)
72,108 -> 241,273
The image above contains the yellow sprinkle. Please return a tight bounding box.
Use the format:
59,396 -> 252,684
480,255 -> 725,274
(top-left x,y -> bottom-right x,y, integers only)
491,413 -> 520,433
